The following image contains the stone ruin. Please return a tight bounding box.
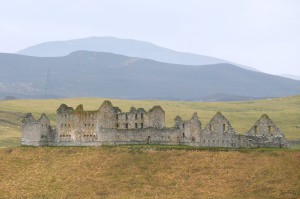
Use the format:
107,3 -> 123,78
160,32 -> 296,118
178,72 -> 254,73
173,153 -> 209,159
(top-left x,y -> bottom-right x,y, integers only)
21,101 -> 289,148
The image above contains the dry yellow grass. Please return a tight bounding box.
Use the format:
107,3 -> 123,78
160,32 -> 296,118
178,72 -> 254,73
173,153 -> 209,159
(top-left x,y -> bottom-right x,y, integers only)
0,147 -> 299,198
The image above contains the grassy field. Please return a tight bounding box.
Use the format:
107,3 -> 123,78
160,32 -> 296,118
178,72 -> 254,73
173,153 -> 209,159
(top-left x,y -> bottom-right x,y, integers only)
0,146 -> 299,198
0,97 -> 299,198
0,95 -> 300,147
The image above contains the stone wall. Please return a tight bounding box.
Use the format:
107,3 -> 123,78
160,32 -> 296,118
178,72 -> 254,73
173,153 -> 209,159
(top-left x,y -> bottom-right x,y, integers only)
148,106 -> 165,128
200,112 -> 241,148
245,114 -> 289,148
98,101 -> 119,129
21,113 -> 53,146
21,101 -> 289,148
57,104 -> 98,144
96,127 -> 182,145
174,113 -> 202,146
116,107 -> 148,129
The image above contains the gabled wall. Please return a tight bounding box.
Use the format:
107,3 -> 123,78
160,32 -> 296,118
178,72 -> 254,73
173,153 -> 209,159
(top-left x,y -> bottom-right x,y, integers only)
200,112 -> 241,148
245,114 -> 288,148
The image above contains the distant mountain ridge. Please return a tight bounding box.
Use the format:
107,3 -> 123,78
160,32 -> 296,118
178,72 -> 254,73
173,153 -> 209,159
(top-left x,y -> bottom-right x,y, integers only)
279,74 -> 300,81
1,51 -> 300,101
17,36 -> 257,71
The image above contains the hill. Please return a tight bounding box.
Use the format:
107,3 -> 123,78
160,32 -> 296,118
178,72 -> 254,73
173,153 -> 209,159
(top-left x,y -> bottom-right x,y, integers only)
0,95 -> 299,147
17,36 -> 256,71
1,51 -> 300,100
0,147 -> 299,198
279,74 -> 300,81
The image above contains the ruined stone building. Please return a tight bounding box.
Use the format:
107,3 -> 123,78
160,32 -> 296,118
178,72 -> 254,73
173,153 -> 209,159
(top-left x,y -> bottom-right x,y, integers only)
21,101 -> 288,148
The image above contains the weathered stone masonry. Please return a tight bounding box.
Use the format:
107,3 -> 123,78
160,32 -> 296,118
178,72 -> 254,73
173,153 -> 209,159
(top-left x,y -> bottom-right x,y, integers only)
21,101 -> 288,148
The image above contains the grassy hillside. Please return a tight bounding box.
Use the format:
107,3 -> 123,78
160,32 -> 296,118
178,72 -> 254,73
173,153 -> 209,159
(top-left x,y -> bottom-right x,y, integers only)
0,147 -> 299,198
0,95 -> 300,147
2,51 -> 300,100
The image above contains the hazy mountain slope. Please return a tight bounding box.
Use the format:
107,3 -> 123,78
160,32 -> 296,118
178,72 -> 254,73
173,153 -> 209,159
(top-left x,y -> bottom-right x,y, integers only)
279,74 -> 300,81
1,51 -> 300,100
17,37 -> 256,71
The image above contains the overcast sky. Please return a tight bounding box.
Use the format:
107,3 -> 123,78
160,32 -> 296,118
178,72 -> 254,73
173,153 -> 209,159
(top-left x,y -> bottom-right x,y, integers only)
1,0 -> 300,76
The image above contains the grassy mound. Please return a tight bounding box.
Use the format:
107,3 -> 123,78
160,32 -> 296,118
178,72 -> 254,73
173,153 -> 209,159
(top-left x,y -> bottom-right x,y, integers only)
0,147 -> 299,198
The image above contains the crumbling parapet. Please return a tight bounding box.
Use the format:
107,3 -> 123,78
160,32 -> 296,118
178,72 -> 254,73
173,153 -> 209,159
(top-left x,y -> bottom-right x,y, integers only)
21,113 -> 53,146
174,113 -> 201,145
115,107 -> 147,129
148,106 -> 165,129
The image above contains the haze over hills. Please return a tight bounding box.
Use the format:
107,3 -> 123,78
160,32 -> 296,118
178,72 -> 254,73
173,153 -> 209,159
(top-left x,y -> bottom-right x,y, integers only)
279,74 -> 300,81
17,37 -> 257,71
1,51 -> 300,101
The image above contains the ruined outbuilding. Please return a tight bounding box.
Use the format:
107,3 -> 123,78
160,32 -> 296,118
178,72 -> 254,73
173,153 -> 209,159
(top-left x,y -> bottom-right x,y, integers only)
21,101 -> 288,148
